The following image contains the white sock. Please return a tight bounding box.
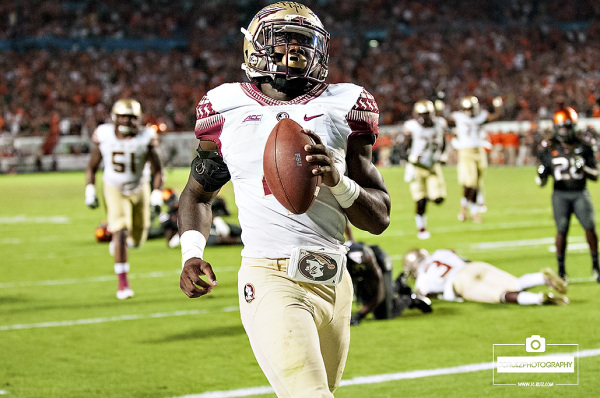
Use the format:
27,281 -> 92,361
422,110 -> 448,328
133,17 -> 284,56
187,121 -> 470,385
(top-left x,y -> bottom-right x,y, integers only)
515,272 -> 545,291
415,214 -> 426,230
461,197 -> 468,207
516,291 -> 544,305
469,202 -> 478,215
477,192 -> 484,205
114,262 -> 130,274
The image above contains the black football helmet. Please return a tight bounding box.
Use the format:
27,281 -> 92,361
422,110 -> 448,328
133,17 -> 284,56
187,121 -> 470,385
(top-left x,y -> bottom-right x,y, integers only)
553,107 -> 578,143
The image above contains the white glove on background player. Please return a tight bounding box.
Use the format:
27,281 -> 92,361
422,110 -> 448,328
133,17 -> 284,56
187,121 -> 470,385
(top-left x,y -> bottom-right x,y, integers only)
85,184 -> 99,209
150,189 -> 164,209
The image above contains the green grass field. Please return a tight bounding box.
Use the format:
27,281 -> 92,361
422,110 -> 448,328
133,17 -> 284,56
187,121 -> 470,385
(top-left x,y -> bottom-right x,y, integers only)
1,166 -> 599,398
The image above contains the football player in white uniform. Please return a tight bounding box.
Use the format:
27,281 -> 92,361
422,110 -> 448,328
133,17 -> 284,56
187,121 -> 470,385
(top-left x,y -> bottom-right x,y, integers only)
449,96 -> 503,222
403,248 -> 569,305
177,3 -> 391,397
85,99 -> 164,299
403,100 -> 448,239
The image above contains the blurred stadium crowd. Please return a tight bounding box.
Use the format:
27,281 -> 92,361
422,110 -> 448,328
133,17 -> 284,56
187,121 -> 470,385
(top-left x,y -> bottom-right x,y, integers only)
0,1 -> 599,142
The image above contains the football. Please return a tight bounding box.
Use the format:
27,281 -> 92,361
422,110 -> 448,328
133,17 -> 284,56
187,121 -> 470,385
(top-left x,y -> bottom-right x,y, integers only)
263,118 -> 321,214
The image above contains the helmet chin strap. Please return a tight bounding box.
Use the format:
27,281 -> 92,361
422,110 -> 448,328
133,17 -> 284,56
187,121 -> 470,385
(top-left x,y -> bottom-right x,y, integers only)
270,74 -> 314,95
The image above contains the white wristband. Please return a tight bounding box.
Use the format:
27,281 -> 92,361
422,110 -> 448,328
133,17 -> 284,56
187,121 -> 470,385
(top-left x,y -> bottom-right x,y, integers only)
329,175 -> 360,208
85,184 -> 96,197
180,230 -> 207,268
150,189 -> 164,207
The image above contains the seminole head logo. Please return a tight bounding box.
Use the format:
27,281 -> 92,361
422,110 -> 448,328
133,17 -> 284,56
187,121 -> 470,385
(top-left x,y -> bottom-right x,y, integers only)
299,253 -> 338,282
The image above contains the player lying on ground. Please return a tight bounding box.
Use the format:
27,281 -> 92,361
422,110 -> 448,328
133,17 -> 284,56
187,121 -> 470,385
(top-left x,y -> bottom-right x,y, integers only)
403,248 -> 569,305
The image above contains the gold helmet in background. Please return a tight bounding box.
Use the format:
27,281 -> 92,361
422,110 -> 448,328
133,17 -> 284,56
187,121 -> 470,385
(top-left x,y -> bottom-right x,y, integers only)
241,1 -> 329,85
111,99 -> 142,136
413,100 -> 435,116
434,99 -> 445,115
413,100 -> 435,127
402,248 -> 429,279
460,96 -> 480,116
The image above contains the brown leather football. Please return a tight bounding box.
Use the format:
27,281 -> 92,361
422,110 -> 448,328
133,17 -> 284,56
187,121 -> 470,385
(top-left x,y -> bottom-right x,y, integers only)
263,118 -> 321,214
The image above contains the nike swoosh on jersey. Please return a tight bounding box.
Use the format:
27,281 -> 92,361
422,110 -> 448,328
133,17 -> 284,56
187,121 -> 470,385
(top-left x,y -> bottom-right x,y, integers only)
304,114 -> 324,121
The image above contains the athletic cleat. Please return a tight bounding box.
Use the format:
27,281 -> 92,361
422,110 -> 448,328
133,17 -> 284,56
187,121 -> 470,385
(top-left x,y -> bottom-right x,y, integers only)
542,292 -> 569,306
417,229 -> 431,240
116,287 -> 134,300
542,268 -> 567,295
593,268 -> 600,284
457,207 -> 467,222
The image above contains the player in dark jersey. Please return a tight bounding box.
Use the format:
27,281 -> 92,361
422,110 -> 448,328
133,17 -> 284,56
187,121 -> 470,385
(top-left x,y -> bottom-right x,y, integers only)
345,239 -> 432,325
536,107 -> 599,282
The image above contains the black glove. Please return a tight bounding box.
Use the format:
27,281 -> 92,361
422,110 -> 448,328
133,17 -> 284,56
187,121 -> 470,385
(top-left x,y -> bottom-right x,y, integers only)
350,312 -> 366,326
409,293 -> 433,313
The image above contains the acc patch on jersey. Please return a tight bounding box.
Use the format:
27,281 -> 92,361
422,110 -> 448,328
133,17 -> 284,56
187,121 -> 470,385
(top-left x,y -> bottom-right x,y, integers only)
243,283 -> 256,303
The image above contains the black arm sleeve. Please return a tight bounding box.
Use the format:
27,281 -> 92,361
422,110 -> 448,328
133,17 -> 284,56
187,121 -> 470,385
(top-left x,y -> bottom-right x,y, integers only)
190,149 -> 231,192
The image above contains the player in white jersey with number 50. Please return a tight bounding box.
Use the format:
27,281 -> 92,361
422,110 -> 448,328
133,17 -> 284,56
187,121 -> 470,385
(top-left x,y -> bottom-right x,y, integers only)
403,100 -> 448,239
402,248 -> 569,306
85,99 -> 164,299
177,3 -> 391,397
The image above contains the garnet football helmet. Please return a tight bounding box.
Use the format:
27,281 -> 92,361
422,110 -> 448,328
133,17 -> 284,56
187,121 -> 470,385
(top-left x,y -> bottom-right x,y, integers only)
111,99 -> 142,136
402,248 -> 429,279
241,2 -> 329,86
413,100 -> 435,127
553,107 -> 578,143
460,96 -> 480,117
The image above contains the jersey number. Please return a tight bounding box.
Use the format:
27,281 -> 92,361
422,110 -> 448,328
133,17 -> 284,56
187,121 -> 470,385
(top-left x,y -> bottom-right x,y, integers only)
425,260 -> 452,277
551,157 -> 583,181
112,152 -> 136,173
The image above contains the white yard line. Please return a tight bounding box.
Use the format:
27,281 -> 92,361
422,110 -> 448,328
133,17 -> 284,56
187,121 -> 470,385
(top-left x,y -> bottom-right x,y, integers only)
170,348 -> 600,398
0,215 -> 71,224
385,219 -> 556,237
0,268 -> 238,289
0,307 -> 240,331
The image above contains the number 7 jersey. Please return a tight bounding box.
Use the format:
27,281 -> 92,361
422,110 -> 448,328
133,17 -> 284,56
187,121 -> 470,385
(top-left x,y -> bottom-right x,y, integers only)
415,249 -> 467,299
93,123 -> 157,194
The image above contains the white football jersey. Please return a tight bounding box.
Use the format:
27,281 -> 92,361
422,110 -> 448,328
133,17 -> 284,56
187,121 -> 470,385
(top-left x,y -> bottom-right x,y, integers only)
195,82 -> 379,259
404,117 -> 446,168
415,249 -> 467,300
93,124 -> 156,194
451,110 -> 489,149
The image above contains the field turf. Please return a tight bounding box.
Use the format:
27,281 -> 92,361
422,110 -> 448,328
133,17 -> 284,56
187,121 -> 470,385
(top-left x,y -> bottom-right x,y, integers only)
0,165 -> 599,397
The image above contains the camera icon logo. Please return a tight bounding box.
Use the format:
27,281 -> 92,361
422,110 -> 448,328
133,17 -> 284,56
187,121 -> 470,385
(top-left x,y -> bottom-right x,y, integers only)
525,335 -> 546,352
